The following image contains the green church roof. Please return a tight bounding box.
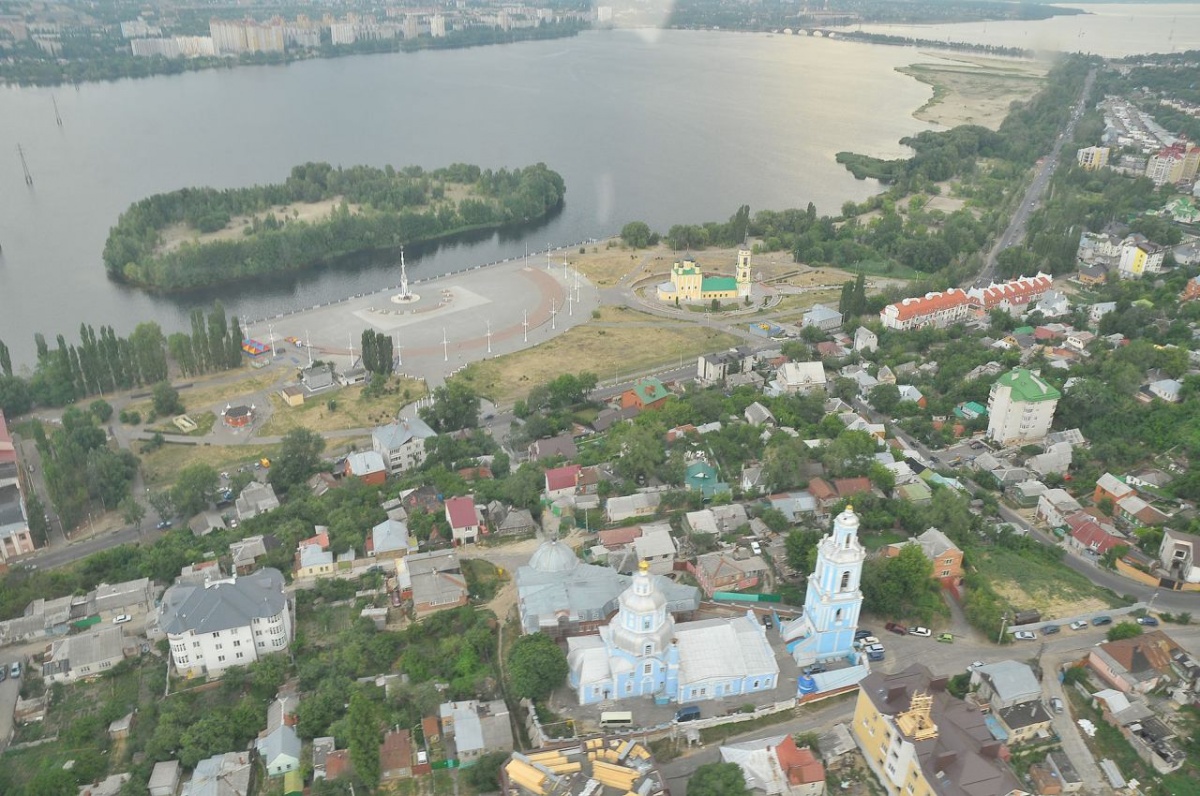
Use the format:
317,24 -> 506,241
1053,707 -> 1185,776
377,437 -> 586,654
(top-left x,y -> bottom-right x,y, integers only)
996,368 -> 1061,403
701,276 -> 738,292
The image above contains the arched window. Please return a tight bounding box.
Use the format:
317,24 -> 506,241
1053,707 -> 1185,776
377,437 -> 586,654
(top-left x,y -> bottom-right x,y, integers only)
840,571 -> 851,591
835,608 -> 843,622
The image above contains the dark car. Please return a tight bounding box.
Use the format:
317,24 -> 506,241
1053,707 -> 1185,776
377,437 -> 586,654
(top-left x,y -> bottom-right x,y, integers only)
885,622 -> 908,636
1092,615 -> 1113,626
803,663 -> 827,676
1042,624 -> 1061,635
854,629 -> 874,641
1136,616 -> 1159,626
762,614 -> 773,629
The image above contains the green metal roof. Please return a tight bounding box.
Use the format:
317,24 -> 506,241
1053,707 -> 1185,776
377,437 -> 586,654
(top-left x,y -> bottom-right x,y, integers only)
701,276 -> 739,293
995,368 -> 1060,403
631,377 -> 670,403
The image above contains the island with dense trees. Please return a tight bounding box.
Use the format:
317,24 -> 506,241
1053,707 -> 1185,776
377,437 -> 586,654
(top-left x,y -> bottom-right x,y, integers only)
103,162 -> 566,291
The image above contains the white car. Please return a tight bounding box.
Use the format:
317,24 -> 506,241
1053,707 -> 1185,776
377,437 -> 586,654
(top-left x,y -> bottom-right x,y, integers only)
858,635 -> 880,647
967,661 -> 985,672
908,626 -> 932,638
1014,630 -> 1037,641
1069,620 -> 1088,631
112,614 -> 132,624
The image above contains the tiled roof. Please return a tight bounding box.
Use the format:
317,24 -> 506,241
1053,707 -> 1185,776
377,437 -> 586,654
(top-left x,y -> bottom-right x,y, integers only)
444,496 -> 478,529
544,464 -> 581,493
884,289 -> 970,321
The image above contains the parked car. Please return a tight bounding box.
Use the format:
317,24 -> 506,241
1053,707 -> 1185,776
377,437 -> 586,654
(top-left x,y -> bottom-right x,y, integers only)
1014,631 -> 1037,641
856,635 -> 880,647
762,614 -> 773,629
937,633 -> 954,643
1069,620 -> 1088,631
112,614 -> 131,624
854,629 -> 874,641
885,622 -> 908,635
1042,624 -> 1061,635
908,626 -> 932,638
1050,697 -> 1064,714
803,663 -> 827,676
156,520 -> 171,530
675,705 -> 702,723
1136,616 -> 1159,626
967,661 -> 985,672
10,661 -> 21,678
0,668 -> 5,683
866,645 -> 886,661
1092,616 -> 1113,626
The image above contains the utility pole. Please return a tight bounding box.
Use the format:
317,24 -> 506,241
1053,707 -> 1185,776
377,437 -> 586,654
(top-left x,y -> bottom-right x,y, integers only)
996,614 -> 1008,646
17,144 -> 32,186
394,334 -> 401,368
442,328 -> 449,362
523,310 -> 528,343
347,333 -> 355,370
52,95 -> 62,127
551,300 -> 557,331
268,323 -> 276,357
305,329 -> 313,367
486,320 -> 492,354
568,288 -> 573,316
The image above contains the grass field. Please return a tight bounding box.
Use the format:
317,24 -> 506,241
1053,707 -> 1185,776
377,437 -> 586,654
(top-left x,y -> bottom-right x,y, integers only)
976,547 -> 1120,618
257,375 -> 426,436
138,435 -> 368,487
125,368 -> 283,419
451,313 -> 740,403
771,289 -> 843,315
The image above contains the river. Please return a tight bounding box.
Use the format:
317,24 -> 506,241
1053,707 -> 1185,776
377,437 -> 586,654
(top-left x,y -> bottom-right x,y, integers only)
0,8 -> 1193,366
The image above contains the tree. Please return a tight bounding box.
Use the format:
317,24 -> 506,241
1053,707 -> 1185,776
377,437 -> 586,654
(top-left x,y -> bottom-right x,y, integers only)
89,399 -> 113,422
25,491 -> 50,547
151,380 -> 184,417
270,428 -> 326,493
868,384 -> 901,415
0,338 -> 10,377
786,529 -> 821,575
0,374 -> 33,417
420,381 -> 480,433
1107,621 -> 1143,642
620,221 -> 655,248
347,690 -> 381,788
171,463 -> 218,518
119,495 -> 145,531
147,489 -> 175,521
507,632 -> 568,700
687,763 -> 749,796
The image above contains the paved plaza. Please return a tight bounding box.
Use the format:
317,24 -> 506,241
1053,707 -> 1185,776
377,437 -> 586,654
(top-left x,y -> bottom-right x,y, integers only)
246,256 -> 598,386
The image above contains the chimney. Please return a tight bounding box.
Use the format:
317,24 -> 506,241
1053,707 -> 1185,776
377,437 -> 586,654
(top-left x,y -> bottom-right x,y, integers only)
981,741 -> 1003,759
935,751 -> 958,771
928,676 -> 949,692
887,685 -> 907,704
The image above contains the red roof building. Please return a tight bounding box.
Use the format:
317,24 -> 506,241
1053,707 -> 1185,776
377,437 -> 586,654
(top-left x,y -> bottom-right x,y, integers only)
1066,511 -> 1124,556
379,729 -> 413,782
880,289 -> 972,330
833,477 -> 872,500
968,273 -> 1053,311
773,736 -> 826,789
444,496 -> 482,545
598,526 -> 643,550
544,464 -> 582,499
325,750 -> 351,781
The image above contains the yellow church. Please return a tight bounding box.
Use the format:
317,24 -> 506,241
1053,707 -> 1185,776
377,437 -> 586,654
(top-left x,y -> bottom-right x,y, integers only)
657,247 -> 752,303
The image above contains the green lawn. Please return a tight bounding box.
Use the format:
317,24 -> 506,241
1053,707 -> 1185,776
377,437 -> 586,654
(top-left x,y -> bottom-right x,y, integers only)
974,547 -> 1123,616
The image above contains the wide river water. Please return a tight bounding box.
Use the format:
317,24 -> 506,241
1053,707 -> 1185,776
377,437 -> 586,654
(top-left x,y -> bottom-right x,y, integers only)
0,5 -> 1194,366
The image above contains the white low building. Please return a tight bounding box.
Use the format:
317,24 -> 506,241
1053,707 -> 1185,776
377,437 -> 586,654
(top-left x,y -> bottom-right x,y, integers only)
158,568 -> 291,679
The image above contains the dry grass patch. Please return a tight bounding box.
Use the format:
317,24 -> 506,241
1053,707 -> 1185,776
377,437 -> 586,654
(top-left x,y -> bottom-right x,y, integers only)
899,56 -> 1047,130
258,376 -> 426,436
568,240 -> 647,287
771,289 -> 844,315
125,368 -> 284,419
138,435 -> 368,488
453,321 -> 740,403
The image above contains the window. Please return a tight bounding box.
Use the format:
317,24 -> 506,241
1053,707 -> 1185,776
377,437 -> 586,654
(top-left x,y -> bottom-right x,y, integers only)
643,643 -> 653,656
752,679 -> 759,689
940,569 -> 950,577
625,681 -> 633,694
236,652 -> 244,659
211,631 -> 220,638
643,663 -> 652,675
217,655 -> 226,662
215,643 -> 222,650
840,571 -> 851,591
192,641 -> 200,648
233,640 -> 241,648
835,608 -> 843,623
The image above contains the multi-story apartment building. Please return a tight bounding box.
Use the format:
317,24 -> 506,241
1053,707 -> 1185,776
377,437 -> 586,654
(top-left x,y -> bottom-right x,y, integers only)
372,417 -> 437,475
1076,145 -> 1110,170
986,368 -> 1060,446
0,410 -> 35,563
1117,234 -> 1167,279
159,568 -> 291,678
966,273 -> 1053,314
879,289 -> 971,331
852,664 -> 1025,796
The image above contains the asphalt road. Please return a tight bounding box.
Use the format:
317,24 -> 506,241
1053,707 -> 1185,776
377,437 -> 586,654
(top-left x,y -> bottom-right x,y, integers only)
977,67 -> 1096,287
0,667 -> 18,751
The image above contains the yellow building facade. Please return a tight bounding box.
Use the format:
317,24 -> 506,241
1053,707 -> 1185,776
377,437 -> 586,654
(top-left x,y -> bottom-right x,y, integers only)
657,248 -> 753,303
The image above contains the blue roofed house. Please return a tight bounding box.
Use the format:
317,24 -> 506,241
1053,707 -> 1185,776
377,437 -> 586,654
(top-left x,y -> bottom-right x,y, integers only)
256,693 -> 302,778
368,518 -> 414,560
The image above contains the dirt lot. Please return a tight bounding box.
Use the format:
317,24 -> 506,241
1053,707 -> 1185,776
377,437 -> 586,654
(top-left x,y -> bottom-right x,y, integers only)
899,55 -> 1048,130
979,547 -> 1117,620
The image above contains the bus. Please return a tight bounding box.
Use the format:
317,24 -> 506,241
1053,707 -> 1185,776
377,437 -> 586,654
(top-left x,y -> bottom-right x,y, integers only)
599,711 -> 634,728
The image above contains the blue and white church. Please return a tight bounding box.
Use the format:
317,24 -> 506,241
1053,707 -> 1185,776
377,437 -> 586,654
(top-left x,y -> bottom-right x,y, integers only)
783,506 -> 870,692
567,562 -> 780,706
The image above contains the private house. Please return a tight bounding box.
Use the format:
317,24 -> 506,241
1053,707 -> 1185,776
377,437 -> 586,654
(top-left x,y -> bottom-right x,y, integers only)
438,700 -> 514,763
148,761 -> 181,796
995,700 -> 1054,745
312,738 -> 336,781
235,481 -> 280,521
367,518 -> 413,560
686,460 -> 729,499
257,724 -> 301,778
527,432 -> 577,462
1094,473 -> 1134,506
158,568 -> 291,679
897,385 -> 926,408
883,528 -> 963,589
896,480 -> 933,505
852,664 -> 1023,796
853,327 -> 878,353
1087,630 -> 1181,694
697,347 -> 754,386
986,368 -> 1060,446
1159,528 -> 1200,584
1065,512 -> 1124,557
544,464 -> 582,502
444,495 -> 483,544
632,525 -> 677,575
344,450 -> 387,486
720,734 -> 826,796
230,534 -> 273,575
486,501 -> 536,537
42,626 -> 127,684
301,364 -> 335,393
621,377 -> 672,411
188,510 -> 228,538
295,528 -> 339,579
185,752 -> 253,796
399,549 -> 469,617
1147,378 -> 1183,403
372,417 -> 438,475
605,492 -> 661,523
745,401 -> 776,427
767,492 -> 817,524
690,551 -> 769,596
380,729 -> 414,782
1181,275 -> 1200,302
971,660 -> 1042,710
1115,494 -> 1168,527
775,361 -> 827,395
1037,489 -> 1082,528
802,303 -> 843,331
